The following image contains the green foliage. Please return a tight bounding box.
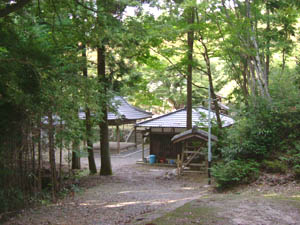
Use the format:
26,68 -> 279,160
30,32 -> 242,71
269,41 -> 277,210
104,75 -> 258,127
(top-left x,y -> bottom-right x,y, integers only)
293,168 -> 300,180
280,141 -> 300,178
0,188 -> 24,213
221,99 -> 280,160
262,160 -> 288,174
211,160 -> 259,189
213,68 -> 300,188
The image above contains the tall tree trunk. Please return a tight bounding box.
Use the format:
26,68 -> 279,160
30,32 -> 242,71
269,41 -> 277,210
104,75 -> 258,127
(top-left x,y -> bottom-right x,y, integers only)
82,44 -> 97,174
98,45 -> 112,176
59,121 -> 63,190
246,0 -> 271,100
282,49 -> 286,71
186,7 -> 194,130
30,122 -> 36,192
265,6 -> 270,87
72,140 -> 81,170
48,112 -> 57,201
241,58 -> 250,105
200,39 -> 222,129
37,116 -> 42,192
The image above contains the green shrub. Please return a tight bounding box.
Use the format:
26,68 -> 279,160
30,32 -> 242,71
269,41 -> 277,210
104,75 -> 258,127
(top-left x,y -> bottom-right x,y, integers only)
262,160 -> 288,174
0,188 -> 24,213
293,167 -> 300,180
211,160 -> 259,189
220,98 -> 282,161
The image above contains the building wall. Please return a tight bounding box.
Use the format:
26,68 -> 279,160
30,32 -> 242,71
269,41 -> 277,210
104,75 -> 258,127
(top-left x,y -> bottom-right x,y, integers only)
150,132 -> 182,160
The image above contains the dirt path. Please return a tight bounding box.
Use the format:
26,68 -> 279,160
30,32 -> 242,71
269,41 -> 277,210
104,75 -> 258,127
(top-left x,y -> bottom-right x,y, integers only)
149,191 -> 300,225
6,149 -> 300,225
6,149 -> 209,225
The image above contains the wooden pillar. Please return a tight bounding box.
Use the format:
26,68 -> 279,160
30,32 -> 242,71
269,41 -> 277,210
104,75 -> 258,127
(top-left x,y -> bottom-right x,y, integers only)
134,126 -> 137,147
116,125 -> 120,154
142,133 -> 145,161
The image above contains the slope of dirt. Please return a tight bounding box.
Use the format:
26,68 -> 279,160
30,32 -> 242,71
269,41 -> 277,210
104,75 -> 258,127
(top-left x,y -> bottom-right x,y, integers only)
149,193 -> 300,225
147,177 -> 300,225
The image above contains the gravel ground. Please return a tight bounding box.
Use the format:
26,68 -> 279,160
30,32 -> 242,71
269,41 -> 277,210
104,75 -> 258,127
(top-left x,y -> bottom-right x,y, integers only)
6,148 -> 210,225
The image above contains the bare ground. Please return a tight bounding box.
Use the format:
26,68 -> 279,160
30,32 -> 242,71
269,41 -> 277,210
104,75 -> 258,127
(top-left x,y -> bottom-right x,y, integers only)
5,149 -> 209,225
5,148 -> 300,225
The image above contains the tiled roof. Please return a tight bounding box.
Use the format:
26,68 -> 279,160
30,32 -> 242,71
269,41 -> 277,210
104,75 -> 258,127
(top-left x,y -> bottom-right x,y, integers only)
78,96 -> 152,121
107,96 -> 152,121
171,126 -> 218,143
136,107 -> 234,128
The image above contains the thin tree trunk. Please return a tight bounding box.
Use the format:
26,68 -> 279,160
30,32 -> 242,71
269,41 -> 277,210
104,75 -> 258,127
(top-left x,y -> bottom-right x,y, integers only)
48,112 -> 57,201
249,60 -> 257,96
246,0 -> 270,99
24,125 -> 29,196
186,7 -> 194,130
37,116 -> 42,192
195,9 -> 222,128
82,44 -> 97,174
200,39 -> 222,129
282,49 -> 286,71
30,122 -> 36,192
59,121 -> 63,190
67,144 -> 71,177
265,6 -> 270,86
242,59 -> 249,105
72,140 -> 81,170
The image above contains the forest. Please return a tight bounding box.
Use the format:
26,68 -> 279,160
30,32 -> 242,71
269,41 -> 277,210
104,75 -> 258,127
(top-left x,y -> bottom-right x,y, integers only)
0,0 -> 300,222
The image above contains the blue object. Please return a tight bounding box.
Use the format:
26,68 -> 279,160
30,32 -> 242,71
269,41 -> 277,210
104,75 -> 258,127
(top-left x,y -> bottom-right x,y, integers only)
149,155 -> 156,164
170,159 -> 175,165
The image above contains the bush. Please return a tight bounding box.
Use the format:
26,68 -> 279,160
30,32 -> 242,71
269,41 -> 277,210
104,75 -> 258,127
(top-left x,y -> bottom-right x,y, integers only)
220,98 -> 282,161
293,167 -> 300,180
262,160 -> 288,174
0,188 -> 24,213
211,160 -> 259,189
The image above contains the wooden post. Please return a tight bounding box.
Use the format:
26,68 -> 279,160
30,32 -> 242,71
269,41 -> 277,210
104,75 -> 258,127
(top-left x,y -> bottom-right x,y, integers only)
116,125 -> 120,154
141,133 -> 144,160
134,126 -> 137,147
177,154 -> 181,175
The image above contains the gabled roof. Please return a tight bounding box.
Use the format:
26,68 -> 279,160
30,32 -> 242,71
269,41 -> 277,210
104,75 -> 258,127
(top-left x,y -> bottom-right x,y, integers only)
136,106 -> 234,128
171,126 -> 218,143
108,96 -> 152,121
78,96 -> 152,122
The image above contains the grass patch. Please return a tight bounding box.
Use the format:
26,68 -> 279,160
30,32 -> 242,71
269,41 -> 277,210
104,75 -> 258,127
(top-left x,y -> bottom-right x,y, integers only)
264,195 -> 300,210
148,200 -> 230,225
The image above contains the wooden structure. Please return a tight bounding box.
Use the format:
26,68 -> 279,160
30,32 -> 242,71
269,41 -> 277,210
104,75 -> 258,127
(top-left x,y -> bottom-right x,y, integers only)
136,106 -> 234,162
79,96 -> 152,153
171,126 -> 218,174
107,96 -> 152,153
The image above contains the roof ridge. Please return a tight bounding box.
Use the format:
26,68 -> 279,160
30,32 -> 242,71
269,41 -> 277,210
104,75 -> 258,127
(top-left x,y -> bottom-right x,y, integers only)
118,96 -> 152,116
136,107 -> 185,126
136,106 -> 235,128
193,105 -> 233,118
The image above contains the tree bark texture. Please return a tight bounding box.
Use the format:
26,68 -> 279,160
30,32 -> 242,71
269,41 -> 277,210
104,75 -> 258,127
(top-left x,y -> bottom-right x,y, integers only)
37,116 -> 42,191
186,7 -> 194,130
246,0 -> 271,100
48,112 -> 57,201
72,140 -> 81,170
82,44 -> 97,174
98,45 -> 112,176
200,38 -> 223,129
